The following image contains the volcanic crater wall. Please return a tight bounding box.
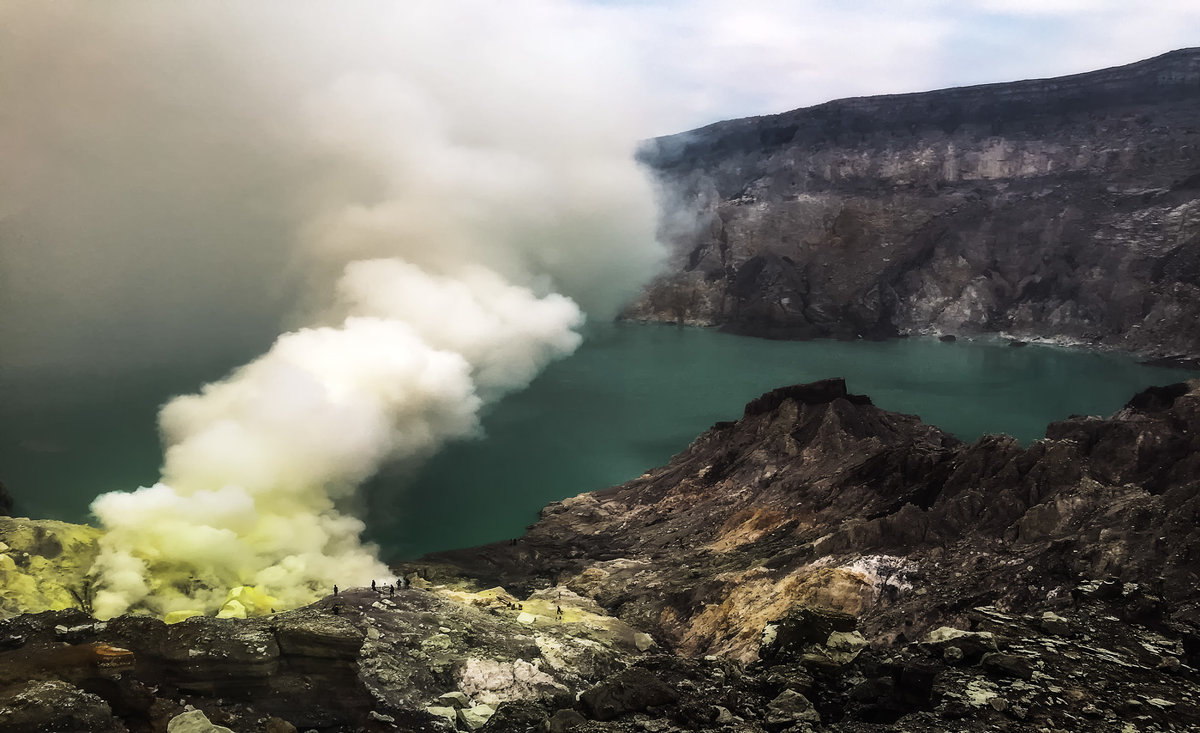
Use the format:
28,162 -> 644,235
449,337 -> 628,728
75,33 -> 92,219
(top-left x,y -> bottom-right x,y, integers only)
630,48 -> 1200,359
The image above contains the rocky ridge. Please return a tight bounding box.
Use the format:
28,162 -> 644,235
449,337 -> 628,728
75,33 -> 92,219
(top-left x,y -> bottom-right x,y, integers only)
628,48 -> 1200,361
4,378 -> 1200,731
431,378 -> 1200,730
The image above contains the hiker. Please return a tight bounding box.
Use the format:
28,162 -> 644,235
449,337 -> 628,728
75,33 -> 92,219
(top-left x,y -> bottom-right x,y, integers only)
371,579 -> 377,591
389,584 -> 395,597
333,585 -> 339,596
556,605 -> 563,620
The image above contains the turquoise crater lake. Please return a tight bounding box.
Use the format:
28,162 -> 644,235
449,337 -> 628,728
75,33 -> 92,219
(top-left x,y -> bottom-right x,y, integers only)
2,323 -> 1194,561
364,324 -> 1198,560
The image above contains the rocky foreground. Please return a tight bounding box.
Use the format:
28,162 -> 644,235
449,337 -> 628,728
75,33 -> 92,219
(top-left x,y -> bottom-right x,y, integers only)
4,378 -> 1200,731
628,49 -> 1200,363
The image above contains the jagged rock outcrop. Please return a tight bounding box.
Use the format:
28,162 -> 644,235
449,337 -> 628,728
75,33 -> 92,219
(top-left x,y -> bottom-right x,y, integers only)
423,377 -> 1200,728
0,582 -> 650,732
438,378 -> 1200,656
628,48 -> 1200,361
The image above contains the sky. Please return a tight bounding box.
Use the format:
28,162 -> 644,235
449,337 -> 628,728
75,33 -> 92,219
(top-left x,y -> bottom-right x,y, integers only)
596,0 -> 1200,134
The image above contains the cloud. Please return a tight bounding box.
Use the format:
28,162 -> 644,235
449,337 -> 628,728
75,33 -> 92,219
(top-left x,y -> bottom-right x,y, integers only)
591,0 -> 1200,131
0,0 -> 661,373
0,1 -> 663,618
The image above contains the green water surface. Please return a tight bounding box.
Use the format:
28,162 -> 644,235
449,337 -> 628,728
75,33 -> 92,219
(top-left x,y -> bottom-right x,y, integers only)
1,323 -> 1193,561
363,324 -> 1198,560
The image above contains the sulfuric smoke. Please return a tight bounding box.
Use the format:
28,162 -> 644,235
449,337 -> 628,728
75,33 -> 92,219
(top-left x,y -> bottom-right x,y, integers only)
2,2 -> 662,618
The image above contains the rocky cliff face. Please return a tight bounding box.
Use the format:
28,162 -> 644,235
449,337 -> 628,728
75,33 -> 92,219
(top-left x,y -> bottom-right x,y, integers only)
629,48 -> 1200,360
0,581 -> 652,732
431,378 -> 1200,729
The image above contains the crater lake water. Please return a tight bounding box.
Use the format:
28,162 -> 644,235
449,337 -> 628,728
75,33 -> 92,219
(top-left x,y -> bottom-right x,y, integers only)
3,323 -> 1195,561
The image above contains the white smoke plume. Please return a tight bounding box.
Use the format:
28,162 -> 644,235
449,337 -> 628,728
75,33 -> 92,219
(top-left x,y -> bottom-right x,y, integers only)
2,2 -> 661,618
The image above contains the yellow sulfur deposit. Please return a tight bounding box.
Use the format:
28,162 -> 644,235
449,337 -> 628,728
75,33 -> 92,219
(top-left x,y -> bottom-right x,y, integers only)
0,517 -> 103,619
1,516 -> 291,623
216,585 -> 279,619
164,610 -> 205,624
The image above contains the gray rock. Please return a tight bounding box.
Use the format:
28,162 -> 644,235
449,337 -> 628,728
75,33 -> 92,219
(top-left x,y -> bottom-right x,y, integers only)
713,705 -> 735,723
761,605 -> 859,660
942,645 -> 965,665
438,691 -> 471,709
548,708 -> 586,733
425,706 -> 457,725
924,627 -> 998,663
457,704 -> 496,730
766,688 -> 821,725
580,667 -> 677,721
167,710 -> 235,733
0,680 -> 123,733
981,652 -> 1036,680
479,700 -> 550,732
1037,611 -> 1072,637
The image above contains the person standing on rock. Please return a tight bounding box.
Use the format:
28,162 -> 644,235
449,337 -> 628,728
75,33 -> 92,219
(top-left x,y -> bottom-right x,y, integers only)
333,585 -> 339,596
371,579 -> 376,591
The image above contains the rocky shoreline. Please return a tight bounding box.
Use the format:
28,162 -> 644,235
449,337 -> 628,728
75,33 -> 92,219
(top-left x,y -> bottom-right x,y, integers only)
3,378 -> 1200,731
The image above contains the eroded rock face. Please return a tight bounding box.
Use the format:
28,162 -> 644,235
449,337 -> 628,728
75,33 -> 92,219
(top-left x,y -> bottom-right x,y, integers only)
629,48 -> 1200,361
0,679 -> 125,733
422,377 -> 1200,729
434,378 -> 1200,659
0,582 -> 651,732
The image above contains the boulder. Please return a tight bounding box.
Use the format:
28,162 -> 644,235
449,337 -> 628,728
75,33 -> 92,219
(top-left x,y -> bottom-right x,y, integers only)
766,688 -> 821,726
1036,611 -> 1072,637
922,627 -> 998,663
761,605 -> 859,660
437,691 -> 470,709
548,708 -> 586,733
167,709 -> 235,733
0,680 -> 123,733
579,667 -> 677,721
457,704 -> 496,730
980,652 -> 1036,680
479,700 -> 549,732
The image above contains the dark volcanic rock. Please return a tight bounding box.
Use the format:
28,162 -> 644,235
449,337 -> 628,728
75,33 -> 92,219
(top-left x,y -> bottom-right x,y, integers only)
425,377 -> 1200,730
8,378 -> 1200,731
0,479 -> 11,517
0,679 -> 125,733
0,585 -> 649,732
579,667 -> 677,721
433,378 -> 1200,663
628,48 -> 1200,360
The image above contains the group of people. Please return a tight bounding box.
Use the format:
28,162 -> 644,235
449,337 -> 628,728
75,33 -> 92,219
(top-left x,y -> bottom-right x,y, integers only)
331,575 -> 411,599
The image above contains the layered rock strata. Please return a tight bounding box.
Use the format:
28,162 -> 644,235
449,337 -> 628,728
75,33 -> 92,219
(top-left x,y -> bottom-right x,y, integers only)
629,48 -> 1200,361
